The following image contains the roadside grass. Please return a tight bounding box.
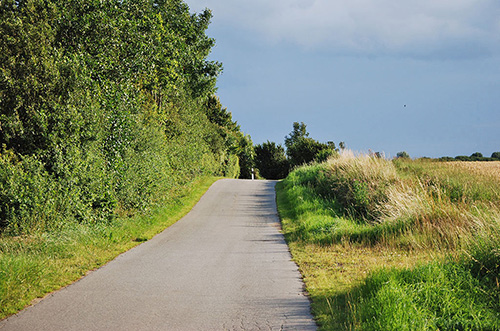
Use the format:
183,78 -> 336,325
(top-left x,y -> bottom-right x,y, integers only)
0,176 -> 219,319
276,154 -> 500,330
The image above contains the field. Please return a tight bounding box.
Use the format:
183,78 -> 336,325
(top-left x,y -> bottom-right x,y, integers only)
277,154 -> 500,330
447,161 -> 500,178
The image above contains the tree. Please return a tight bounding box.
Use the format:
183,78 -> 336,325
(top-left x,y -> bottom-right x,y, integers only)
254,141 -> 289,179
202,95 -> 255,178
491,152 -> 500,160
284,122 -> 337,167
235,134 -> 255,179
284,122 -> 308,149
0,0 -> 244,233
286,137 -> 326,166
396,151 -> 410,159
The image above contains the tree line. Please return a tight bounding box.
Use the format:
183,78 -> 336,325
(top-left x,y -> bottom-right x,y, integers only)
0,0 -> 253,234
395,151 -> 500,161
254,122 -> 343,179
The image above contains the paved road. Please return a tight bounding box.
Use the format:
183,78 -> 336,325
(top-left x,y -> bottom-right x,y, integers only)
0,179 -> 317,330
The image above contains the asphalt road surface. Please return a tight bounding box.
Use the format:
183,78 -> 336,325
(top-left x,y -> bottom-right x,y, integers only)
0,179 -> 317,330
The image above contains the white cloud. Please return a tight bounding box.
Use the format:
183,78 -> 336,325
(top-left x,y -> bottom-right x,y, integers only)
188,0 -> 500,58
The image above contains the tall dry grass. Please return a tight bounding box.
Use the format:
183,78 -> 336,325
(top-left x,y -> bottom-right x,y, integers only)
278,154 -> 500,330
297,152 -> 500,249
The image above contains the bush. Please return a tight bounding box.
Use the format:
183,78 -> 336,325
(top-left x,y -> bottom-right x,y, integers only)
396,151 -> 410,159
255,141 -> 289,179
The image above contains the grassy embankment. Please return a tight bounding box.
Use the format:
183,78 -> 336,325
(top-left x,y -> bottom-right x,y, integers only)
0,176 -> 219,319
277,153 -> 500,330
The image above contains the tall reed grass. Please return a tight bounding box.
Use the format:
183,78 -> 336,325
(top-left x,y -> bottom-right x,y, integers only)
282,152 -> 499,249
278,153 -> 500,330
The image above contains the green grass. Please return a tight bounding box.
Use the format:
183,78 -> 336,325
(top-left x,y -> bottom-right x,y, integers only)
350,257 -> 500,330
0,176 -> 219,319
277,154 -> 500,330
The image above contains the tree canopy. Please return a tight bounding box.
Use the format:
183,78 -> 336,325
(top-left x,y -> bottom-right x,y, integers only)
0,0 -> 251,234
254,122 -> 340,179
284,122 -> 338,167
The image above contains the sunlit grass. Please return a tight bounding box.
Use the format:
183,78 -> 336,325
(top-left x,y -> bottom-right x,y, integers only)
0,176 -> 219,319
277,155 -> 500,330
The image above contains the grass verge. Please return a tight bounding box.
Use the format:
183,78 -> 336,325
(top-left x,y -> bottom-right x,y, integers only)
276,155 -> 500,330
0,176 -> 220,319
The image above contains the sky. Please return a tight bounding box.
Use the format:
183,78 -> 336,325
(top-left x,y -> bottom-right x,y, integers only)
188,0 -> 500,158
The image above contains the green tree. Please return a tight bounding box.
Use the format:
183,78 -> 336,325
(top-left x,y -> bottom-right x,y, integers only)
396,151 -> 410,159
235,134 -> 255,179
471,152 -> 483,158
284,122 -> 337,167
254,141 -> 289,179
203,95 -> 253,178
284,122 -> 308,149
491,152 -> 500,160
0,0 -> 242,234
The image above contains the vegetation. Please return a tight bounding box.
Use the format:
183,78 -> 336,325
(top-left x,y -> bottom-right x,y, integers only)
277,152 -> 500,330
284,122 -> 338,168
0,0 -> 253,318
439,151 -> 500,162
0,176 -> 219,319
0,0 -> 252,235
396,151 -> 410,159
254,141 -> 289,180
255,122 -> 340,179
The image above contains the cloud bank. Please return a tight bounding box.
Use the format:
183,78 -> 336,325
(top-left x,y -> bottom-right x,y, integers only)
189,0 -> 500,58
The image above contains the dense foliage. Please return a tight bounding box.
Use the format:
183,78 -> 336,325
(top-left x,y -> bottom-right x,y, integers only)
254,141 -> 289,180
440,151 -> 500,161
255,122 -> 339,179
284,122 -> 338,167
0,0 -> 249,234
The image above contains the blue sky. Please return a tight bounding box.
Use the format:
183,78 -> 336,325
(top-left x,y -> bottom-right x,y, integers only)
188,0 -> 500,158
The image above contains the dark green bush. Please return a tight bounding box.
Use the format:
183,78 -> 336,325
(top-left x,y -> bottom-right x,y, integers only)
254,141 -> 289,179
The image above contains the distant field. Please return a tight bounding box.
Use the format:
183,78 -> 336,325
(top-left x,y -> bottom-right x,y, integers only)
446,161 -> 500,179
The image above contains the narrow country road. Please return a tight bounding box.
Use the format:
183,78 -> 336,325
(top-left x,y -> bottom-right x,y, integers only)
0,179 -> 317,330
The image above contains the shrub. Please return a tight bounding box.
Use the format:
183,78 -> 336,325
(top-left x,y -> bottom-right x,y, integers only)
254,141 -> 289,179
0,0 -> 245,234
396,151 -> 410,159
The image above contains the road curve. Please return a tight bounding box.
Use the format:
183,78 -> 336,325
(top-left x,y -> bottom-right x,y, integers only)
0,179 -> 317,330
